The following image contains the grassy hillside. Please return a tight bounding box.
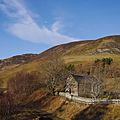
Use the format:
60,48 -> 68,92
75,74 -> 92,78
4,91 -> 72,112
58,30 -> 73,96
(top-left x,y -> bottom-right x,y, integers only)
0,35 -> 120,88
0,35 -> 120,120
5,89 -> 120,120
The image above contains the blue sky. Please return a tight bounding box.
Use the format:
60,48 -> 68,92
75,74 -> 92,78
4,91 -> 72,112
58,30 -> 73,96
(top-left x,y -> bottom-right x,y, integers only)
0,0 -> 120,59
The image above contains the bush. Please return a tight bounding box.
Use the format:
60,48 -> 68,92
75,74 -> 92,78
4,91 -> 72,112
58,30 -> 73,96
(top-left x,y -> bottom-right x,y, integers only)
95,59 -> 101,63
7,71 -> 40,102
102,57 -> 113,65
0,93 -> 14,117
94,57 -> 113,65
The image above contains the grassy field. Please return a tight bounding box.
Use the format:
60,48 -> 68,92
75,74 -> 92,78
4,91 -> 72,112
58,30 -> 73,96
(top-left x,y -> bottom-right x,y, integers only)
0,53 -> 120,88
63,54 -> 120,65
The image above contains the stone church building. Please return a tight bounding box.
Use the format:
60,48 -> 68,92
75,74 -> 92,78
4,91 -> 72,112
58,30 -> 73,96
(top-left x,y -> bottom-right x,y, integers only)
65,74 -> 102,98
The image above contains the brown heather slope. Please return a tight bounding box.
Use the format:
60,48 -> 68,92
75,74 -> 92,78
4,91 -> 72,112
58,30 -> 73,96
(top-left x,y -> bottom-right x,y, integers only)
0,35 -> 120,88
39,35 -> 120,57
24,90 -> 88,120
9,90 -> 120,120
0,53 -> 38,71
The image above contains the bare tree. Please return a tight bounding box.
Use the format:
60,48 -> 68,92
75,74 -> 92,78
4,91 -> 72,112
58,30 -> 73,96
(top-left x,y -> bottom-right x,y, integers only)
42,54 -> 69,95
91,80 -> 102,99
90,63 -> 104,98
7,71 -> 40,103
0,92 -> 14,118
114,69 -> 120,96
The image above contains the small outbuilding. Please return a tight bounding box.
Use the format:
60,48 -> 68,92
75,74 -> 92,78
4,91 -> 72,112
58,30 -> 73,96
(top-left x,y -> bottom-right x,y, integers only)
65,74 -> 102,98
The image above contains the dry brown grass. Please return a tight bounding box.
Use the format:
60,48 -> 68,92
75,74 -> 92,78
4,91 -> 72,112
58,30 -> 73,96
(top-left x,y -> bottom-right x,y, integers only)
26,90 -> 88,120
102,104 -> 120,120
42,96 -> 65,113
55,102 -> 88,120
25,90 -> 120,120
63,54 -> 120,65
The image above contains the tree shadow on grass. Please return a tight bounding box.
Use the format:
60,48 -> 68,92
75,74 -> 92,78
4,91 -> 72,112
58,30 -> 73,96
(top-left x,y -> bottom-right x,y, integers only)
73,104 -> 109,120
1,94 -> 65,120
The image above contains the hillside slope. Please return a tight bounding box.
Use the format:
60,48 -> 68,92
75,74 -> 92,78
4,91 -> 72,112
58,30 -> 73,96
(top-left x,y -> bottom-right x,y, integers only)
0,35 -> 120,120
0,35 -> 120,87
39,35 -> 120,56
4,90 -> 119,120
0,54 -> 38,70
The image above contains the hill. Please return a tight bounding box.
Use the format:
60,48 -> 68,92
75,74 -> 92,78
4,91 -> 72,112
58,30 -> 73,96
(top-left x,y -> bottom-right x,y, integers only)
0,35 -> 120,120
25,90 -> 120,120
39,35 -> 120,64
0,53 -> 38,70
40,35 -> 120,56
0,35 -> 120,88
1,89 -> 119,120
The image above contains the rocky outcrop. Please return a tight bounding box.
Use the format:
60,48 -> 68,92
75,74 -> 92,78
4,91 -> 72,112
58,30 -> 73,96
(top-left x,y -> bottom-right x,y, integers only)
0,54 -> 38,69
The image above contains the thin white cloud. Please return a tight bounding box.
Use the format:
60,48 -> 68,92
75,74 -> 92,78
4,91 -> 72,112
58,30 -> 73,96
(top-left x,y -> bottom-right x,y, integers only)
51,21 -> 63,33
0,0 -> 78,45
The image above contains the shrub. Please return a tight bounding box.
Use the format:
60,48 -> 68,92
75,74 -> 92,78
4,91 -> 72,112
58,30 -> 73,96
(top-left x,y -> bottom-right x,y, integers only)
94,57 -> 113,65
95,59 -> 101,63
7,71 -> 40,102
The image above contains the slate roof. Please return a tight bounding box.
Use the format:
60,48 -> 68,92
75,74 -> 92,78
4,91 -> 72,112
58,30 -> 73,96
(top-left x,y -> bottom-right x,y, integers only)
72,74 -> 98,83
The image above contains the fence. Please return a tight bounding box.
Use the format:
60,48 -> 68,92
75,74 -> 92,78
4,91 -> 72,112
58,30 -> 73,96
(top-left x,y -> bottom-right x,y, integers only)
58,92 -> 120,104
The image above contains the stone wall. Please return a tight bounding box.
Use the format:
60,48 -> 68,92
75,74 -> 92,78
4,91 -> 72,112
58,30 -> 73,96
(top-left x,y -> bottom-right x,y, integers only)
59,92 -> 120,104
66,76 -> 78,96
